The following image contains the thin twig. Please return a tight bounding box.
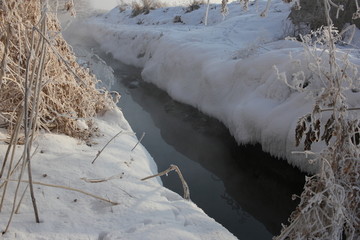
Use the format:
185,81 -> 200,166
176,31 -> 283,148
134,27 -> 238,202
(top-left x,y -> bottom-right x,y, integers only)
3,22 -> 37,234
141,164 -> 190,200
24,8 -> 49,225
92,130 -> 124,164
321,107 -> 360,112
0,110 -> 24,212
80,175 -> 135,198
0,24 -> 11,90
80,173 -> 124,183
15,184 -> 29,214
0,109 -> 23,179
0,145 -> 39,191
172,165 -> 190,200
1,178 -> 120,206
131,132 -> 145,151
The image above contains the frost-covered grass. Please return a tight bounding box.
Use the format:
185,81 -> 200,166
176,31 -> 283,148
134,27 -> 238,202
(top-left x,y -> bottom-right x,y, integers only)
83,0 -> 358,173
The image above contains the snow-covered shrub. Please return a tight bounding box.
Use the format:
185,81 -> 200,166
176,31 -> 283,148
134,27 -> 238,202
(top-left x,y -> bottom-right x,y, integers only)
274,1 -> 360,239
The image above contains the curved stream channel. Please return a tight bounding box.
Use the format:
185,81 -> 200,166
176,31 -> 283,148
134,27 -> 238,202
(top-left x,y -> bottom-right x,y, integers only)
101,53 -> 305,240
70,36 -> 305,239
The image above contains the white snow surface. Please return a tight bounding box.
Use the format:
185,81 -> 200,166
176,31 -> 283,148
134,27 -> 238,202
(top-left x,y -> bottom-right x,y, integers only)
0,108 -> 236,239
85,0 -> 360,173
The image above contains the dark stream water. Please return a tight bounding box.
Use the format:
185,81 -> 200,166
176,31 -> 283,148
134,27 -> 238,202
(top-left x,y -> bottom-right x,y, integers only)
93,52 -> 306,240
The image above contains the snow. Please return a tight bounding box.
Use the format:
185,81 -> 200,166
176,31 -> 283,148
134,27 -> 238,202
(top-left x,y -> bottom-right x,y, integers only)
0,107 -> 236,239
89,0 -> 119,10
84,0 -> 360,173
2,0 -> 359,238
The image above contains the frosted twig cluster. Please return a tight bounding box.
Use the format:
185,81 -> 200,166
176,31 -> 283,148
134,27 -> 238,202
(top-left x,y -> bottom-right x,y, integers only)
275,1 -> 360,239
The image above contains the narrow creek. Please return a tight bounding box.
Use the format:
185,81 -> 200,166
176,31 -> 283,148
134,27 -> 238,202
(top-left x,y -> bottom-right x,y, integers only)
66,27 -> 306,238
92,51 -> 306,240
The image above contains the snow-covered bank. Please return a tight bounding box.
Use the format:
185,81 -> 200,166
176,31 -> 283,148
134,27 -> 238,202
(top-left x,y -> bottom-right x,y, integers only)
0,108 -> 236,239
86,0 -> 360,173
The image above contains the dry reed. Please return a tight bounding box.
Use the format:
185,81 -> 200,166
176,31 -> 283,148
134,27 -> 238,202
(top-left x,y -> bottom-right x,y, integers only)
0,0 -> 118,233
0,0 -> 116,140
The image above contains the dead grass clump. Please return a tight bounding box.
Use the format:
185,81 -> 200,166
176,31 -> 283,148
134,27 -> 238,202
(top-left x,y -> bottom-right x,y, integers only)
185,0 -> 204,13
131,0 -> 164,17
173,15 -> 183,23
0,0 -> 116,140
118,0 -> 130,12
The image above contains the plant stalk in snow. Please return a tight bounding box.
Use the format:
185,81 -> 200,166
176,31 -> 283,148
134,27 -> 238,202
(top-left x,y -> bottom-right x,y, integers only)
142,164 -> 191,200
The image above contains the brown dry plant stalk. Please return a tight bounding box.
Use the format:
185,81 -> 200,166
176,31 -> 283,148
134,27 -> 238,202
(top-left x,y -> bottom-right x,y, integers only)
0,0 -> 116,140
0,0 -> 119,234
142,164 -> 190,200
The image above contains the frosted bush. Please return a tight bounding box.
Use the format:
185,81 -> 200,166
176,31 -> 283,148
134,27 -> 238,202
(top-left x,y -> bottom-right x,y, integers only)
274,1 -> 360,239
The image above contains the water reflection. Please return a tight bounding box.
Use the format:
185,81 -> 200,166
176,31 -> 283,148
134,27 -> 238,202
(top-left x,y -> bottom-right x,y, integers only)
98,52 -> 305,240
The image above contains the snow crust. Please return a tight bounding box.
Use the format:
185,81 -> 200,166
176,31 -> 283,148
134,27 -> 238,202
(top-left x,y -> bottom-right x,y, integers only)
0,108 -> 236,239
